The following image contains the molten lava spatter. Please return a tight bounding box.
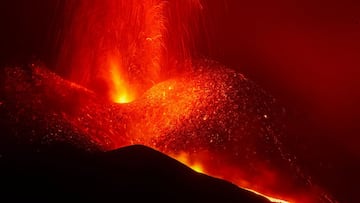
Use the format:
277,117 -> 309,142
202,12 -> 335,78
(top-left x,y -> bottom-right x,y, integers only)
56,0 -> 204,103
1,0 -> 337,202
56,0 -> 167,102
1,63 -> 336,203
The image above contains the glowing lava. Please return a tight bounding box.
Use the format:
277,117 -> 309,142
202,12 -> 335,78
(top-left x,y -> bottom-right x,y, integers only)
173,152 -> 204,173
29,0 -> 338,202
56,0 -> 168,102
108,58 -> 134,104
2,64 -> 337,203
171,152 -> 289,203
245,188 -> 290,203
171,151 -> 289,203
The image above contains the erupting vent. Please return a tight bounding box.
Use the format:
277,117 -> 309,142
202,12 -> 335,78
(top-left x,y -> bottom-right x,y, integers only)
0,0 -> 338,203
3,63 -> 333,203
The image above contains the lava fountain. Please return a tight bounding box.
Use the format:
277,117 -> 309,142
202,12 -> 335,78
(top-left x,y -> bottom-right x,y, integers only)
56,0 -> 203,103
2,0 -> 338,202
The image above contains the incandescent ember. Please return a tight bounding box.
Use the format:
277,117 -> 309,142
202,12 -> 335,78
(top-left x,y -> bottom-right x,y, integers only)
0,61 -> 335,203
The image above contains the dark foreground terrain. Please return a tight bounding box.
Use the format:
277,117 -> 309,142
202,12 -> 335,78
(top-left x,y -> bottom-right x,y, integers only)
1,143 -> 269,203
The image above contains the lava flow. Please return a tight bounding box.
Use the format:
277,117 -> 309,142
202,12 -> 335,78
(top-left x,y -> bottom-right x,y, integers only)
0,0 -> 338,203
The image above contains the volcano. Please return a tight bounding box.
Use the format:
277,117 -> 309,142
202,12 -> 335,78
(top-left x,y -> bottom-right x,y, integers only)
0,63 -> 335,202
2,0 -> 359,202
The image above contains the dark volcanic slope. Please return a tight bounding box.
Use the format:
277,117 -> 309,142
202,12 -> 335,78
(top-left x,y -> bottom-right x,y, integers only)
1,144 -> 269,203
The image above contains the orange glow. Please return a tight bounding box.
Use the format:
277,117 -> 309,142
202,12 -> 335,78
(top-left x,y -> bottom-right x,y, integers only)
53,0 -> 335,202
170,151 -> 290,203
172,152 -> 316,203
108,58 -> 134,104
176,158 -> 293,203
172,152 -> 204,173
56,0 -> 171,102
122,70 -> 297,201
119,69 -> 314,203
244,188 -> 290,203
